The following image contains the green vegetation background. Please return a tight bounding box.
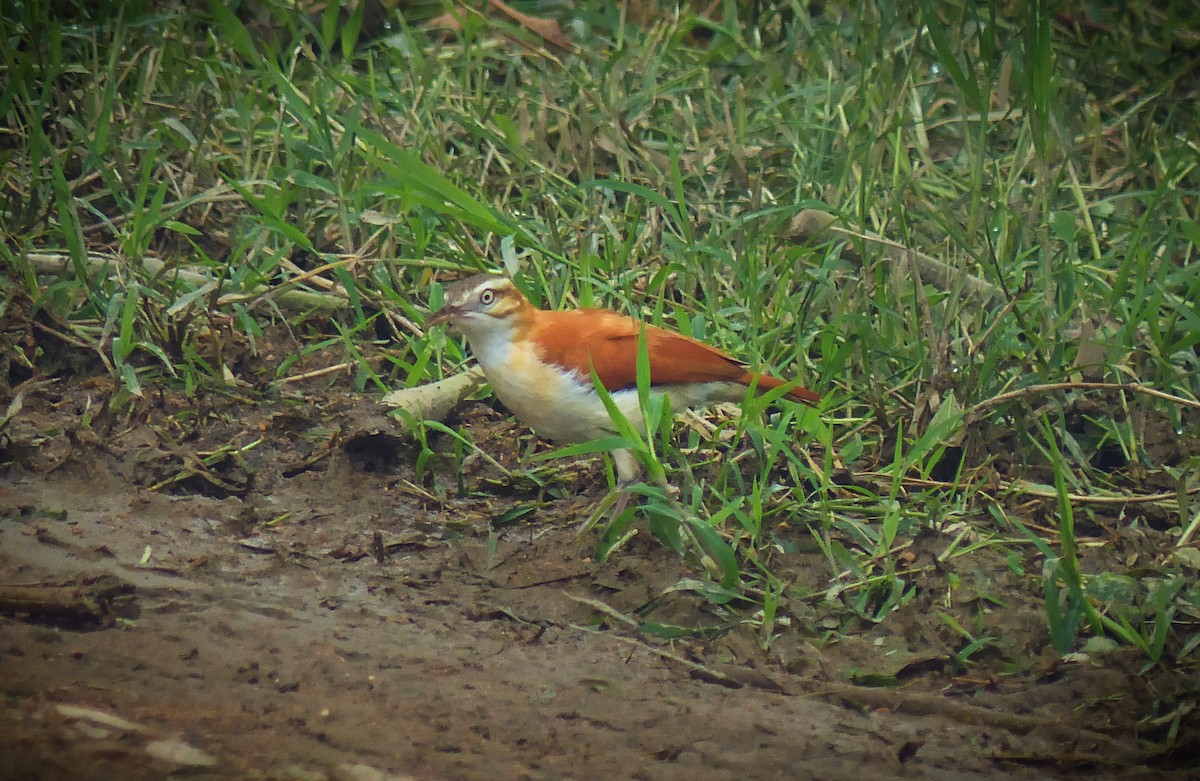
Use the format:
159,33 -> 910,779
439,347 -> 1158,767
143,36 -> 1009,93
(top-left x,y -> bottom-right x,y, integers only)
2,1 -> 1198,675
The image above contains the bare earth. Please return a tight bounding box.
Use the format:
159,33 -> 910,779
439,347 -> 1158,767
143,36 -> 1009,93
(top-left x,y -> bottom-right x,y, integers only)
1,379 -> 1194,781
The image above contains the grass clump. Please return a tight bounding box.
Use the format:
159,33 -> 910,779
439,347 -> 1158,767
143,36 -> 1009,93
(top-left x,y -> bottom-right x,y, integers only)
2,0 -> 1198,695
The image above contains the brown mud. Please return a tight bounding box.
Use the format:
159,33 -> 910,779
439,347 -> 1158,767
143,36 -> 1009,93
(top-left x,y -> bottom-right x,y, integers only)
1,369 -> 1196,780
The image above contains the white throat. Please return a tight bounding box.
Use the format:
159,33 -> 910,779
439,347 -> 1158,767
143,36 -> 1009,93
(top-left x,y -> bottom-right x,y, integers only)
454,314 -> 519,374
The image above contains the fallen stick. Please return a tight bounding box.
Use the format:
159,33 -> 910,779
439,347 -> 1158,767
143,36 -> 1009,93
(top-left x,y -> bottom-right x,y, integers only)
381,366 -> 486,425
23,252 -> 345,313
787,209 -> 1005,306
0,574 -> 135,626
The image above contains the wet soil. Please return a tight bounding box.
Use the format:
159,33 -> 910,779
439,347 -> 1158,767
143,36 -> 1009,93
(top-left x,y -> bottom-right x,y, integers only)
1,377 -> 1196,781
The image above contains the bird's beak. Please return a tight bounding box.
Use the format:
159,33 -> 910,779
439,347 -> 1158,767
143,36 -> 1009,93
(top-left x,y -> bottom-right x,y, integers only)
425,304 -> 459,328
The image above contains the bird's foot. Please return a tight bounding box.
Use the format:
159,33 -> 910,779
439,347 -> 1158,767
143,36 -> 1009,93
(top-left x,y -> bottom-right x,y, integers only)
580,478 -> 684,537
579,480 -> 635,534
579,449 -> 681,535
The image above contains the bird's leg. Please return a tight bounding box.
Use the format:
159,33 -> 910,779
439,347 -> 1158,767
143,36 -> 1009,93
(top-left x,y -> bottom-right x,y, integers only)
616,448 -> 681,501
581,448 -> 680,533
580,448 -> 642,532
606,448 -> 642,521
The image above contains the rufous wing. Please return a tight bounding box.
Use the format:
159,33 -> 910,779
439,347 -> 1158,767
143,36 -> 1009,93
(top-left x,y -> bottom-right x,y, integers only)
525,309 -> 819,405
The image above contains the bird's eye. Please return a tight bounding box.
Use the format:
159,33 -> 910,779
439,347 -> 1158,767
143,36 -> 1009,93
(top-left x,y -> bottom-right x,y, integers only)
479,289 -> 496,306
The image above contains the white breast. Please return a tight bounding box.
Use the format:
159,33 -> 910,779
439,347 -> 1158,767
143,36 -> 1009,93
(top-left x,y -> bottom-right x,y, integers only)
483,339 -> 641,443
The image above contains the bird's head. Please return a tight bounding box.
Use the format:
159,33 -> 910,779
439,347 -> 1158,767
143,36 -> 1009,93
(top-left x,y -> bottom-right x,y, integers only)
426,274 -> 530,338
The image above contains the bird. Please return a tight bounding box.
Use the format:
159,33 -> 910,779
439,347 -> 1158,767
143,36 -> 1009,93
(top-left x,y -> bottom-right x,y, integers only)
426,273 -> 819,496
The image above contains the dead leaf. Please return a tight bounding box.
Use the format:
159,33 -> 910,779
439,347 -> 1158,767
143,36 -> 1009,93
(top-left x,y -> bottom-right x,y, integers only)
144,739 -> 218,767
